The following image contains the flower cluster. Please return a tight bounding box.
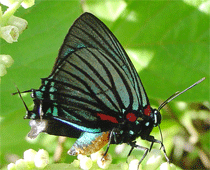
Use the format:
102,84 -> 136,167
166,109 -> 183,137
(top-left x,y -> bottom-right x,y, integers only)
0,0 -> 34,43
7,148 -> 177,170
73,150 -> 113,170
0,54 -> 13,80
70,149 -> 177,170
0,0 -> 34,79
7,149 -> 49,170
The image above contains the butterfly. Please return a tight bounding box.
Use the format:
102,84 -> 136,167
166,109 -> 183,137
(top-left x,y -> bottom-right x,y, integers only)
15,12 -> 205,167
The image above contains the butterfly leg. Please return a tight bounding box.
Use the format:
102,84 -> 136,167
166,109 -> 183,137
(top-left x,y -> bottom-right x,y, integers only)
149,140 -> 154,152
102,129 -> 115,160
144,135 -> 170,163
127,141 -> 135,158
127,141 -> 149,162
128,141 -> 150,167
126,141 -> 135,163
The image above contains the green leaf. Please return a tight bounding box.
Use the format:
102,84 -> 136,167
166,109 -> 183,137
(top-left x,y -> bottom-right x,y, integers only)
84,0 -> 209,101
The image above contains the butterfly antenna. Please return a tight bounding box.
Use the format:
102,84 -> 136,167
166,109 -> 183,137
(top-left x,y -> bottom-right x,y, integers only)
158,77 -> 205,111
12,89 -> 33,95
157,77 -> 205,157
12,84 -> 30,113
158,92 -> 180,111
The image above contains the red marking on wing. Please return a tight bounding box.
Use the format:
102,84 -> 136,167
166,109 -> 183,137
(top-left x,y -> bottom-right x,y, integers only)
126,113 -> 137,122
144,105 -> 151,116
96,113 -> 118,123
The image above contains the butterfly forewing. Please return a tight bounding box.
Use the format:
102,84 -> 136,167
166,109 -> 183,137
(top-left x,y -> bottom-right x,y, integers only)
44,13 -> 150,131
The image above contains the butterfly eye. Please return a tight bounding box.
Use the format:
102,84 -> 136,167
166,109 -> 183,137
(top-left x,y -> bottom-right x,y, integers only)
153,109 -> 161,127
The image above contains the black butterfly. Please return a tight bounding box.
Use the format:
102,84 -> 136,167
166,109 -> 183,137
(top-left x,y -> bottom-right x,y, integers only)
15,12 -> 205,167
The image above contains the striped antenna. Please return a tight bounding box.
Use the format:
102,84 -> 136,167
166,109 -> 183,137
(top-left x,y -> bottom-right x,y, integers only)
158,77 -> 205,111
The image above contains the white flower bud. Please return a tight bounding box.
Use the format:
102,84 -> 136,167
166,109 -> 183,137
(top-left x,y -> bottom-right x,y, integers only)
34,149 -> 49,168
8,15 -> 28,34
15,159 -> 29,170
115,143 -> 126,154
0,63 -> 7,76
7,163 -> 16,170
79,156 -> 93,170
90,150 -> 103,161
77,154 -> 86,160
129,159 -> 142,170
0,55 -> 14,68
23,149 -> 37,162
160,162 -> 176,170
145,149 -> 163,170
97,153 -> 112,169
0,25 -> 19,43
21,0 -> 35,9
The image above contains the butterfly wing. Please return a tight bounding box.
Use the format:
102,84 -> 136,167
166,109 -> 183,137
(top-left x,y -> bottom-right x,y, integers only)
39,12 -> 150,132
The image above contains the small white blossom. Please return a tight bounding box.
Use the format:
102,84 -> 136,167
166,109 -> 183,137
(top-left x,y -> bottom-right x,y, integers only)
90,150 -> 103,161
21,0 -> 35,9
97,152 -> 112,169
160,162 -> 176,170
115,143 -> 126,154
7,163 -> 16,170
23,149 -> 37,162
15,159 -> 29,170
79,156 -> 93,170
0,63 -> 7,76
129,159 -> 141,170
0,25 -> 19,43
145,149 -> 163,170
0,55 -> 14,67
34,149 -> 49,168
77,154 -> 86,160
8,15 -> 28,34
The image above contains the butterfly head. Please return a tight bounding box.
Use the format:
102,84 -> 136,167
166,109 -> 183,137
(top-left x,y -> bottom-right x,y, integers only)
25,89 -> 44,119
153,109 -> 161,127
12,86 -> 44,120
143,106 -> 161,128
12,87 -> 50,138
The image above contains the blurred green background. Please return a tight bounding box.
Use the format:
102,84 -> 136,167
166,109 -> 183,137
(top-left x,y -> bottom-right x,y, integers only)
1,0 -> 209,169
